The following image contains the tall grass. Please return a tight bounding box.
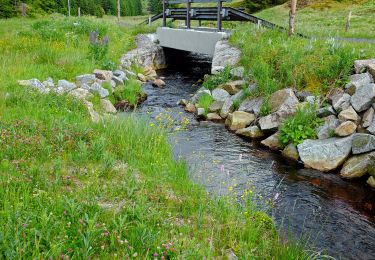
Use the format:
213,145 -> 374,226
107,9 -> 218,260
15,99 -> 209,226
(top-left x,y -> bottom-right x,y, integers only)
230,24 -> 375,96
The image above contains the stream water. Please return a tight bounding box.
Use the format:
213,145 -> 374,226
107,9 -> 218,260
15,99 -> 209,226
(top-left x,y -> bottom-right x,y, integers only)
135,51 -> 375,259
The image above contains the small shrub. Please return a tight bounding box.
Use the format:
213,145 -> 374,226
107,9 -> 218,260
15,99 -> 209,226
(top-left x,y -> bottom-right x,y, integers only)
88,31 -> 109,62
203,66 -> 232,90
197,93 -> 214,115
101,59 -> 117,71
113,78 -> 142,106
279,103 -> 323,146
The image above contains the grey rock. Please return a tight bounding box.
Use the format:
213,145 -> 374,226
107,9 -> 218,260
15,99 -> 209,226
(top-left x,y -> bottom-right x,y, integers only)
89,82 -> 109,98
227,111 -> 255,131
55,80 -> 76,94
258,113 -> 280,131
211,40 -> 241,74
238,97 -> 263,116
354,59 -> 375,74
76,74 -> 96,86
352,133 -> 375,154
120,34 -> 166,70
334,121 -> 357,137
340,152 -> 375,179
351,83 -> 375,112
220,98 -> 234,118
282,143 -> 299,161
113,70 -> 127,79
185,103 -> 196,113
295,91 -> 312,102
235,126 -> 264,139
112,76 -> 124,86
100,99 -> 117,114
83,100 -> 100,123
317,115 -> 340,139
18,78 -> 48,93
212,88 -> 230,102
297,136 -> 353,172
305,96 -> 320,106
269,88 -> 299,113
197,107 -> 206,117
206,113 -> 222,121
338,106 -> 359,122
219,80 -> 245,95
69,88 -> 92,100
152,78 -> 166,88
260,132 -> 285,151
368,63 -> 375,81
43,77 -> 54,88
208,100 -> 224,112
93,69 -> 113,81
230,66 -> 244,79
334,93 -> 351,112
317,106 -> 336,118
362,107 -> 374,128
328,88 -> 351,112
345,73 -> 373,95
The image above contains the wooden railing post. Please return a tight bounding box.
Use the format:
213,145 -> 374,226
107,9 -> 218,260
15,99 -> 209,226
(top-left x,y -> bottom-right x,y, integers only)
163,0 -> 167,27
217,0 -> 222,31
187,0 -> 191,29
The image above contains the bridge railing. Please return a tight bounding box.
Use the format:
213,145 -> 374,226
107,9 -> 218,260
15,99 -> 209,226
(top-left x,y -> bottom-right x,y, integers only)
162,0 -> 231,31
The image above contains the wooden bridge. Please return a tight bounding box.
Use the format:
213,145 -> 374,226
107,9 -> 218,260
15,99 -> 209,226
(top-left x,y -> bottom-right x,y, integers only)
142,0 -> 286,32
141,0 -> 298,56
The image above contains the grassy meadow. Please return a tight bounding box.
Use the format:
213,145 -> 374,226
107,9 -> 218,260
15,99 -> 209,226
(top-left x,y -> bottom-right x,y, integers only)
0,15 -> 310,258
256,0 -> 375,39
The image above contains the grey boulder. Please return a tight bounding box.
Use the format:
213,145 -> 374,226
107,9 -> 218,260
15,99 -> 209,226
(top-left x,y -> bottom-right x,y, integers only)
297,136 -> 353,172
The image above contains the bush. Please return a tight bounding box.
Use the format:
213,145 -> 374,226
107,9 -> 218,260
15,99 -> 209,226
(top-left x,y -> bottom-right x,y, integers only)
279,103 -> 323,146
88,31 -> 109,62
113,78 -> 143,106
197,93 -> 214,115
203,66 -> 232,90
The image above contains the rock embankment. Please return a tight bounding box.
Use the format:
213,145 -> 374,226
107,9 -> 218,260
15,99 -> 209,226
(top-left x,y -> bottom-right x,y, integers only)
182,58 -> 375,189
17,34 -> 166,123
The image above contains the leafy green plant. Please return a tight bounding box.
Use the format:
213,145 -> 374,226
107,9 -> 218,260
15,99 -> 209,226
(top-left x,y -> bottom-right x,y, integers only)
113,78 -> 143,106
203,66 -> 232,90
101,59 -> 117,71
88,31 -> 109,62
197,93 -> 214,115
279,103 -> 323,145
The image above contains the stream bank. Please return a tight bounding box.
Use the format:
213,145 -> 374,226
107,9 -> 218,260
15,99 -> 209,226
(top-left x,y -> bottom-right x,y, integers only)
135,52 -> 375,259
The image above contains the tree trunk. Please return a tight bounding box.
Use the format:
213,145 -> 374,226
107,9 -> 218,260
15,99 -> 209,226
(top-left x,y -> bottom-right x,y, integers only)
78,7 -> 81,17
117,0 -> 121,22
289,0 -> 297,36
67,0 -> 71,17
345,11 -> 352,32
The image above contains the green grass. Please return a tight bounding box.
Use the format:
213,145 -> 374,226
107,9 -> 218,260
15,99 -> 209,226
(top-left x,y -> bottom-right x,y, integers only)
256,0 -> 375,39
113,78 -> 143,106
230,24 -> 375,96
0,16 -> 309,259
197,93 -> 214,115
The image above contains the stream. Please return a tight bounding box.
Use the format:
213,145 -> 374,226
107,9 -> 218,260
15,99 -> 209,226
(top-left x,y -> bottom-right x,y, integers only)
134,51 -> 375,259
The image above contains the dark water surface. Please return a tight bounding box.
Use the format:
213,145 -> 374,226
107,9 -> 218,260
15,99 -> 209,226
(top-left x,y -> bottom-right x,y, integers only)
135,52 -> 375,259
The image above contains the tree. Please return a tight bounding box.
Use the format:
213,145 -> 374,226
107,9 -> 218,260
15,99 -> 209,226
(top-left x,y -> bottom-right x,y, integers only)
289,0 -> 297,36
0,0 -> 16,18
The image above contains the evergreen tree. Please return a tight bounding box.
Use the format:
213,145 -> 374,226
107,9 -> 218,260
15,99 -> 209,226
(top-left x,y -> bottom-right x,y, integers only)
0,0 -> 16,18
